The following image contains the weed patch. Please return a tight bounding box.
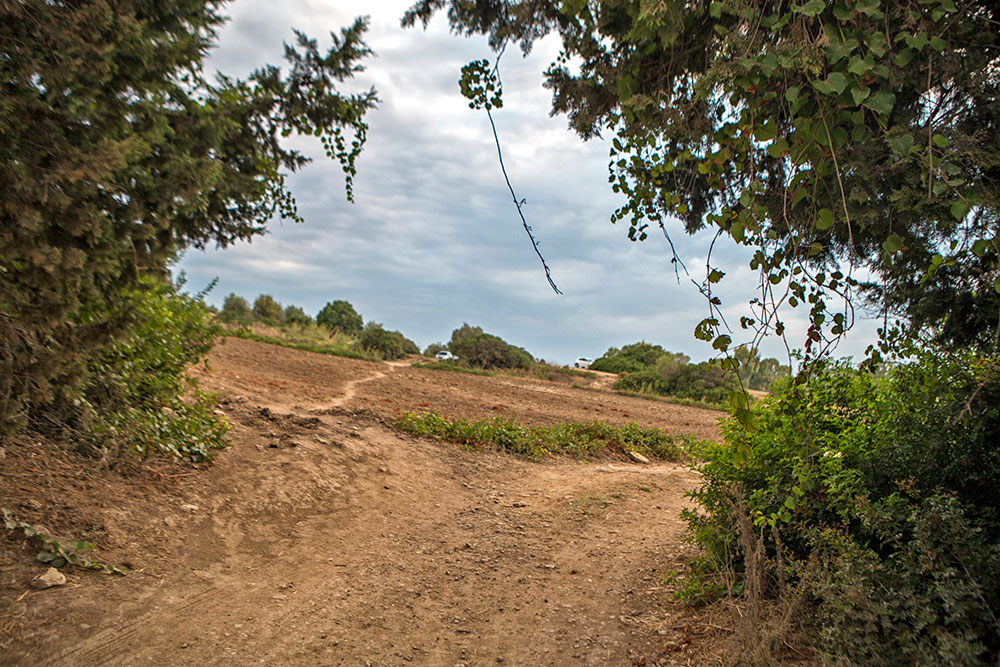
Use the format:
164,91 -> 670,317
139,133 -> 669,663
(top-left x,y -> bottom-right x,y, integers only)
395,411 -> 694,461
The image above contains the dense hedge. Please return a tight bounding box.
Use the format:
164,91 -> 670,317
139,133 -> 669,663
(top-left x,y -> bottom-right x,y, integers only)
686,354 -> 1000,663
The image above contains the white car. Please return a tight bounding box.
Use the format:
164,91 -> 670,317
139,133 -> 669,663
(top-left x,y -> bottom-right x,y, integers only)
573,356 -> 594,369
435,351 -> 456,361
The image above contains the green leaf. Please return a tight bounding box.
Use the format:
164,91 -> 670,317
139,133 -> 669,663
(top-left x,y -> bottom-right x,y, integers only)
851,85 -> 871,105
708,269 -> 726,283
813,72 -> 848,96
793,0 -> 826,16
815,208 -> 835,230
888,133 -> 914,157
712,334 -> 732,351
995,276 -> 1000,294
709,1 -> 724,17
865,90 -> 896,115
784,495 -> 798,509
755,120 -> 778,141
932,134 -> 949,148
883,233 -> 905,254
950,200 -> 970,220
785,85 -> 801,104
826,38 -> 859,62
847,54 -> 874,75
767,138 -> 789,158
971,239 -> 990,257
895,48 -> 916,67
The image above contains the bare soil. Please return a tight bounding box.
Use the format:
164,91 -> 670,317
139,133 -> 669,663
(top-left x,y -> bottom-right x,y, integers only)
0,337 -> 728,666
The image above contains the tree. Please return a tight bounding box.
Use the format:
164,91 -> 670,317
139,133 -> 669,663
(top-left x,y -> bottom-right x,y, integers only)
450,331 -> 533,369
449,323 -> 485,349
591,342 -> 671,373
405,0 -> 1000,360
317,300 -> 364,336
283,304 -> 313,327
0,1 -> 375,431
219,293 -> 252,324
252,294 -> 284,324
357,322 -> 418,359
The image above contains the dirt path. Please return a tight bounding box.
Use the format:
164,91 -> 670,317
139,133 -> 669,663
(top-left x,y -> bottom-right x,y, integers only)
1,338 -> 723,666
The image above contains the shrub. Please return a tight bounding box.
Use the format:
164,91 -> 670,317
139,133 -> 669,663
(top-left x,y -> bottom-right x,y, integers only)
450,332 -> 533,370
283,304 -> 313,327
355,322 -> 417,360
218,293 -> 252,324
614,361 -> 737,404
81,277 -> 229,462
685,353 -> 1000,663
316,300 -> 363,336
252,294 -> 284,325
591,342 -> 673,373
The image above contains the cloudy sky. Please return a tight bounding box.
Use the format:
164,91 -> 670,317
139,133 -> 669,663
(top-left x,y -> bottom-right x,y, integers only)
176,0 -> 879,366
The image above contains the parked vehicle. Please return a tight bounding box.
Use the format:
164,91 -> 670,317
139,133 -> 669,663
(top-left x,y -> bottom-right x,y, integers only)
573,356 -> 594,369
435,351 -> 456,361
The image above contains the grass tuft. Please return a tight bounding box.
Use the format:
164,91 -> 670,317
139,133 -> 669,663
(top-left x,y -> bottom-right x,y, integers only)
395,411 -> 695,461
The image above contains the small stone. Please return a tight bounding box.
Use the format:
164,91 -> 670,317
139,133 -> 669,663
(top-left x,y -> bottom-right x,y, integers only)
213,409 -> 226,417
163,516 -> 178,528
512,501 -> 526,508
20,498 -> 42,511
628,451 -> 650,464
32,567 -> 67,589
180,504 -> 199,513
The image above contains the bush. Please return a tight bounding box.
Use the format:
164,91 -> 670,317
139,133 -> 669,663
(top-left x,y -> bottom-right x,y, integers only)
591,342 -> 673,373
356,322 -> 417,360
613,361 -> 737,404
283,304 -> 313,327
81,277 -> 228,462
218,293 -> 252,324
450,333 -> 533,370
252,294 -> 284,325
317,300 -> 363,336
685,353 -> 1000,663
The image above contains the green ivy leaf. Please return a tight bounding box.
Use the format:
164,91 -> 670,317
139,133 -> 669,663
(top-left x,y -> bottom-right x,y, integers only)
815,208 -> 835,230
883,233 -> 905,254
888,133 -> 914,157
933,134 -> 949,148
950,200 -> 970,220
851,85 -> 871,105
865,90 -> 896,115
971,239 -> 990,257
793,0 -> 826,16
813,72 -> 848,96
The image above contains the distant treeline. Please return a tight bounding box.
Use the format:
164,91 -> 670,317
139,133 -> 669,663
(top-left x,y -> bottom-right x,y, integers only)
592,342 -> 789,404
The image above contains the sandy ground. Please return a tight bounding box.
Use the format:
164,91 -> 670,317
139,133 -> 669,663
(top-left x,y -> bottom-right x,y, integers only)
0,337 -> 729,666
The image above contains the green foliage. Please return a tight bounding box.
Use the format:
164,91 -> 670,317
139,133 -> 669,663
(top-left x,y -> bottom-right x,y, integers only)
423,343 -> 446,357
0,0 -> 375,434
81,277 -> 228,462
252,294 -> 284,325
732,347 -> 790,391
316,300 -> 363,336
356,322 -> 418,360
686,353 -> 1000,662
406,0 -> 1000,358
233,328 -> 379,362
448,323 -> 484,348
449,329 -> 533,370
396,411 -> 692,461
219,293 -> 252,324
412,361 -> 494,376
591,342 -> 674,374
3,508 -> 126,575
614,362 -> 737,405
283,304 -> 313,327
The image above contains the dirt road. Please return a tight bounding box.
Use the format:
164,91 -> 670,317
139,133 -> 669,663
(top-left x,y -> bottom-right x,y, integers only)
1,338 -> 724,666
